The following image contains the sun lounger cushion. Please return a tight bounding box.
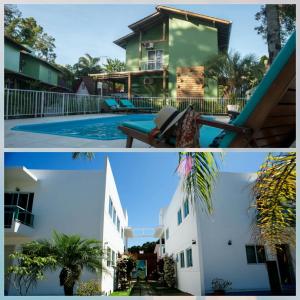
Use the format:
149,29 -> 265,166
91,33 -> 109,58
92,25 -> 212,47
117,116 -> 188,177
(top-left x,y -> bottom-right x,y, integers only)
120,99 -> 135,108
105,99 -> 120,109
122,120 -> 156,134
121,120 -> 223,147
219,31 -> 296,148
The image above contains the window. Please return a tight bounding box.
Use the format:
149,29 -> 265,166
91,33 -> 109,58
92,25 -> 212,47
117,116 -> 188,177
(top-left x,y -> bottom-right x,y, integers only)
112,250 -> 116,266
4,192 -> 34,227
184,199 -> 189,218
113,208 -> 116,224
186,248 -> 193,267
180,251 -> 185,268
107,247 -> 111,267
121,227 -> 124,238
117,217 -> 120,232
177,209 -> 182,225
166,228 -> 169,240
147,50 -> 163,70
245,245 -> 266,264
109,198 -> 113,217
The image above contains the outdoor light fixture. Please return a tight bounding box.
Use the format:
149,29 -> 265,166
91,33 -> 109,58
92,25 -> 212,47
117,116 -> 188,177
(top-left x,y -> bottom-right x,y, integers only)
16,187 -> 20,192
192,240 -> 196,244
228,240 -> 232,245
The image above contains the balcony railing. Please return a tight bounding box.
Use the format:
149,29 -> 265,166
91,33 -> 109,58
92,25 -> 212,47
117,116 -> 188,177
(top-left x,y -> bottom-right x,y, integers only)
4,205 -> 34,228
140,61 -> 164,71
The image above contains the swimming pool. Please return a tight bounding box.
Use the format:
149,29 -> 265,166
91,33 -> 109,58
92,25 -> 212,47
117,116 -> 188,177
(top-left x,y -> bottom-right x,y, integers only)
12,114 -> 226,141
12,114 -> 155,140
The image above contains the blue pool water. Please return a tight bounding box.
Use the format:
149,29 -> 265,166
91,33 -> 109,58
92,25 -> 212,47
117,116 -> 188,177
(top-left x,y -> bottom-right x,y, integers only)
12,114 -> 155,140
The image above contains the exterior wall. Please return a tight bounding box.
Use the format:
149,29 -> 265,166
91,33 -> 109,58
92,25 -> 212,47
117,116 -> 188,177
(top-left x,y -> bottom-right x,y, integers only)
126,22 -> 169,72
4,161 -> 126,296
199,172 -> 271,294
160,178 -> 202,296
4,42 -> 20,73
168,15 -> 218,97
76,81 -> 90,95
101,159 -> 128,294
39,63 -> 59,86
160,172 -> 296,296
20,54 -> 40,80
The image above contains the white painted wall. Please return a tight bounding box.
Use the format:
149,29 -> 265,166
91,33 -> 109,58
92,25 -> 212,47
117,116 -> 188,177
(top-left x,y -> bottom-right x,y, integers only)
199,172 -> 270,294
76,81 -> 90,95
4,159 -> 126,296
160,178 -> 202,296
101,158 -> 128,294
160,172 -> 296,296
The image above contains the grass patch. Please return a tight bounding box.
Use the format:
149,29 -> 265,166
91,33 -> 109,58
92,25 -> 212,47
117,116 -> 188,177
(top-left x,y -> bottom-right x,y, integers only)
110,287 -> 132,296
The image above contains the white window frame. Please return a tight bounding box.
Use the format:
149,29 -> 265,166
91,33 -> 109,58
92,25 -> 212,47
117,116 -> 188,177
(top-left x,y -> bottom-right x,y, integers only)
147,49 -> 164,70
245,245 -> 266,264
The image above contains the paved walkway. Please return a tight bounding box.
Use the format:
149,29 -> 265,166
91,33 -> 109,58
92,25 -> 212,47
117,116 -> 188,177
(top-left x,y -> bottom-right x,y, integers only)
5,114 -> 149,148
130,281 -> 192,296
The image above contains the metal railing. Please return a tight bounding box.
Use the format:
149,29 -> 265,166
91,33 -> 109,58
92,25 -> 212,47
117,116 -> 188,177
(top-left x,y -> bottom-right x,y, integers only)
4,205 -> 34,228
4,88 -> 247,119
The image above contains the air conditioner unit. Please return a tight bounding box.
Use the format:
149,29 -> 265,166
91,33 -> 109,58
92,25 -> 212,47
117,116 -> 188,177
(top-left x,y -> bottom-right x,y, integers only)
144,78 -> 154,85
143,42 -> 154,49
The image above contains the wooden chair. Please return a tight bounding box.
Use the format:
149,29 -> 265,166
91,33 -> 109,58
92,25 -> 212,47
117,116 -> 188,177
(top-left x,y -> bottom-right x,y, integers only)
119,32 -> 296,148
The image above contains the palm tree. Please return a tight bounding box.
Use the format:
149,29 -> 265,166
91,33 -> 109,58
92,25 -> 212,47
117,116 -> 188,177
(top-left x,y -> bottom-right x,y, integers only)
21,231 -> 103,295
252,152 -> 296,253
103,58 -> 126,72
178,152 -> 221,214
74,53 -> 102,77
72,152 -> 95,160
204,51 -> 266,99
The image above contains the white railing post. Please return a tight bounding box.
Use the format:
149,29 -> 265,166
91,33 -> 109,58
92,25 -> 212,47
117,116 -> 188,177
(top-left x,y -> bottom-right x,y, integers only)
41,91 -> 45,117
62,93 -> 65,116
34,91 -> 38,117
5,89 -> 10,119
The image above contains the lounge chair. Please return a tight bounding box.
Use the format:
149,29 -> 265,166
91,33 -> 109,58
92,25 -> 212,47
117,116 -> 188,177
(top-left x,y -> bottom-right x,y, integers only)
103,98 -> 129,113
119,31 -> 296,148
120,99 -> 153,112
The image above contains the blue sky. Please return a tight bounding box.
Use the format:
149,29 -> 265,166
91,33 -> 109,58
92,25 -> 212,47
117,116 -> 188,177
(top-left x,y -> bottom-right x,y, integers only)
5,152 -> 269,246
17,4 -> 268,65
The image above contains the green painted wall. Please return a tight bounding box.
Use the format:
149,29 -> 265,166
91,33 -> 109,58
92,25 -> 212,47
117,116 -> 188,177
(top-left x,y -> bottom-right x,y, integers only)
39,63 -> 59,86
126,22 -> 169,72
4,42 -> 20,73
21,54 -> 40,79
168,15 -> 219,97
126,36 -> 140,71
131,75 -> 164,97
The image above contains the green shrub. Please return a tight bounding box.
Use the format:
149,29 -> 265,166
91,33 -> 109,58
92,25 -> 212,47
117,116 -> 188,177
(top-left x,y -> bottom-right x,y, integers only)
163,255 -> 176,288
76,280 -> 102,296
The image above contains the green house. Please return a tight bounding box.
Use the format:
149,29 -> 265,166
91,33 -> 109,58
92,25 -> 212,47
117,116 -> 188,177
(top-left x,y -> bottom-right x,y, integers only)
4,35 -> 70,91
91,6 -> 231,98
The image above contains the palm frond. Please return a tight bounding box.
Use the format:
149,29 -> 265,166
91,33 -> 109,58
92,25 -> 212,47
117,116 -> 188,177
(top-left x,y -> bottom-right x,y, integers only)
252,152 -> 296,252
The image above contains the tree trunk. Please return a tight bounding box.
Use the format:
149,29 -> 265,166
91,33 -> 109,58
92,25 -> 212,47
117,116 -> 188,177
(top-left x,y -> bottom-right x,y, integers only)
63,283 -> 75,296
265,5 -> 281,64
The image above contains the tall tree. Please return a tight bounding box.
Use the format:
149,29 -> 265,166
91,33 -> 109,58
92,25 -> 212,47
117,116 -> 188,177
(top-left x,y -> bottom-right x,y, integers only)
255,4 -> 296,63
4,4 -> 57,62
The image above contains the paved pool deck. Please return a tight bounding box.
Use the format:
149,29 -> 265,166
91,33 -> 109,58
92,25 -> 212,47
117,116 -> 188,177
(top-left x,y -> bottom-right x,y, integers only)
5,114 -> 149,148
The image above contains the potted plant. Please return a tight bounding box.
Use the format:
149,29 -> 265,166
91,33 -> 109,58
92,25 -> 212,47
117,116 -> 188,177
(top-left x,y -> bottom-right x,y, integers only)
211,278 -> 232,295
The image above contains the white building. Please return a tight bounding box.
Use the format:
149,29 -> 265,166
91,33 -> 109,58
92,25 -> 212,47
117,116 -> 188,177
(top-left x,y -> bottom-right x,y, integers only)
4,158 -> 128,296
157,172 -> 296,296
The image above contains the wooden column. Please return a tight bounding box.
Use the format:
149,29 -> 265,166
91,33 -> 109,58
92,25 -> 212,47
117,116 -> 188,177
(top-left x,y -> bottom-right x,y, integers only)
163,68 -> 167,98
139,31 -> 142,70
128,73 -> 132,99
